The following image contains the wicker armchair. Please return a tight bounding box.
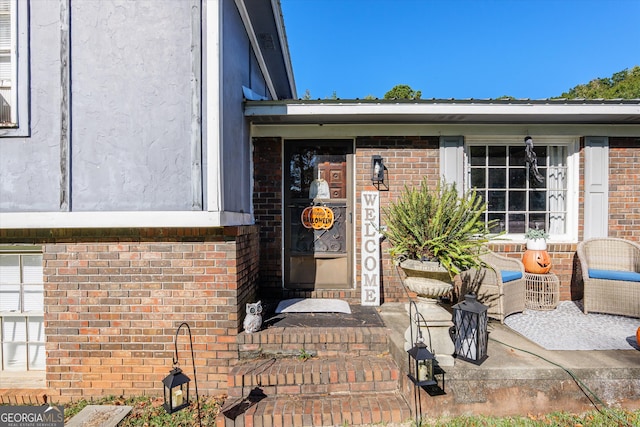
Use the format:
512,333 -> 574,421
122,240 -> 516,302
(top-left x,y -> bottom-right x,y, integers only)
577,238 -> 640,317
459,250 -> 526,323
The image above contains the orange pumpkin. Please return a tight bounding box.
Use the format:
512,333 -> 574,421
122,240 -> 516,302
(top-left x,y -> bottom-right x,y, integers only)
636,327 -> 640,345
522,249 -> 552,274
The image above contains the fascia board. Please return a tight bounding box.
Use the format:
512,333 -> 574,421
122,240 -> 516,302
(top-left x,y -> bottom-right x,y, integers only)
0,211 -> 254,229
245,102 -> 640,118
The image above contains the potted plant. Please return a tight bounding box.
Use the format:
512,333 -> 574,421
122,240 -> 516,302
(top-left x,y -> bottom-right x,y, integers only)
524,228 -> 549,250
523,228 -> 551,273
381,178 -> 495,299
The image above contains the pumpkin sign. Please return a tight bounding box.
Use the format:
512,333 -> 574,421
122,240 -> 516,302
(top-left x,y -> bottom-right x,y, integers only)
301,205 -> 335,230
522,249 -> 552,274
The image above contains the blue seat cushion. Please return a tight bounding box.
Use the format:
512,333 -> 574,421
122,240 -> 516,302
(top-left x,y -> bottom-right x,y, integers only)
588,269 -> 640,282
501,270 -> 523,283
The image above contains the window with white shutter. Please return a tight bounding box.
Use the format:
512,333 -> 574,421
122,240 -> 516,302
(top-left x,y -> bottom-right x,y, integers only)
0,0 -> 28,134
466,137 -> 579,241
0,0 -> 15,124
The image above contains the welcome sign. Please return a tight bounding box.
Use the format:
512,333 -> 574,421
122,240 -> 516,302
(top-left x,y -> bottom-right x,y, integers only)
361,191 -> 380,306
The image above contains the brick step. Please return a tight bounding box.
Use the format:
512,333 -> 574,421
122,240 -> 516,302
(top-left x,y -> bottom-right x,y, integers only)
227,355 -> 401,399
0,388 -> 49,405
279,289 -> 362,304
217,391 -> 413,427
238,326 -> 390,358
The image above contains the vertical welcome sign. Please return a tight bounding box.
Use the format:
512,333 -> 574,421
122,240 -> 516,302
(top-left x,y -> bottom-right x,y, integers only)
361,191 -> 380,306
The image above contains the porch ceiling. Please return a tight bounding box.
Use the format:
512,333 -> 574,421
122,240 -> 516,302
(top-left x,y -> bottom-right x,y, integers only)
245,99 -> 640,125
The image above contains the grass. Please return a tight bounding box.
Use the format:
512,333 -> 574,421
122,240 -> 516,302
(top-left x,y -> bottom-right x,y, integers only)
63,395 -> 223,426
61,395 -> 640,427
420,408 -> 640,426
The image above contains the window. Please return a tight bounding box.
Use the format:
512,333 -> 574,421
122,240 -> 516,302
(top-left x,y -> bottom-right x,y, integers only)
0,0 -> 28,134
0,250 -> 44,371
0,0 -> 15,124
467,138 -> 576,239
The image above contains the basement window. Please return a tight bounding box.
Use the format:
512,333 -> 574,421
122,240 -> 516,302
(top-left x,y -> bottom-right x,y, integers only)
0,249 -> 44,371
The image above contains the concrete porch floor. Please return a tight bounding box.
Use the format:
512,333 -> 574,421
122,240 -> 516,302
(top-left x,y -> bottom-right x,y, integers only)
379,302 -> 640,417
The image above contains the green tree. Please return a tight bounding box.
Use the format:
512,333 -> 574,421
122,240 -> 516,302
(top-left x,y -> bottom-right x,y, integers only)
301,89 -> 311,100
384,84 -> 422,100
555,66 -> 640,99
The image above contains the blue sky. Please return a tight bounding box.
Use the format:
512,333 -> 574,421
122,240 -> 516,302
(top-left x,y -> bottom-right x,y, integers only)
280,0 -> 640,100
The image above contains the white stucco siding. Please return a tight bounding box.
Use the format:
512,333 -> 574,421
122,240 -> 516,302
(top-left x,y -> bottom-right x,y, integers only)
220,0 -> 252,215
0,2 -> 63,211
71,0 -> 195,211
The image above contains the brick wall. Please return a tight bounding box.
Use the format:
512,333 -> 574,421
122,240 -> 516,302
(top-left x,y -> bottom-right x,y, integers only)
355,136 -> 441,302
253,136 -> 440,303
253,137 -> 283,294
0,226 -> 259,402
608,137 -> 640,241
252,135 -> 640,306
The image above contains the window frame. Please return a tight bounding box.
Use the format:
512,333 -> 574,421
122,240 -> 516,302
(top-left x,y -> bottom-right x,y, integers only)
465,136 -> 579,243
0,247 -> 44,371
0,0 -> 29,136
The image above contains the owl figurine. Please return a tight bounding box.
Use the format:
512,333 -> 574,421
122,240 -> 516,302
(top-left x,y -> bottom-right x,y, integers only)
243,301 -> 263,333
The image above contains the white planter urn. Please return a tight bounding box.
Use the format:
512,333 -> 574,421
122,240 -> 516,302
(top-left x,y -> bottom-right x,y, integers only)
399,259 -> 453,299
526,238 -> 547,250
400,259 -> 455,366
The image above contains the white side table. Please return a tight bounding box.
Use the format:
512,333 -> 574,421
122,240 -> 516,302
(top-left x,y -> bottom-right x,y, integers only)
524,272 -> 559,310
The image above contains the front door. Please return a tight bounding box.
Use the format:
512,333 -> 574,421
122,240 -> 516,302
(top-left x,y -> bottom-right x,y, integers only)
284,140 -> 353,289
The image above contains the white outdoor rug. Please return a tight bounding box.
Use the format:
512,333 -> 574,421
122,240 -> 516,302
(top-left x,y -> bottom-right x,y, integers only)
275,298 -> 351,314
504,301 -> 640,351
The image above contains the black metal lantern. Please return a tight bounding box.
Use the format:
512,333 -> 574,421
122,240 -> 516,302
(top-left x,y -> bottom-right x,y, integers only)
371,155 -> 385,184
407,301 -> 437,387
162,322 -> 202,426
451,293 -> 488,364
407,339 -> 437,386
163,367 -> 190,413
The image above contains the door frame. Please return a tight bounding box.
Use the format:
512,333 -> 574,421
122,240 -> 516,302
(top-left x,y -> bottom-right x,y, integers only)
281,139 -> 355,290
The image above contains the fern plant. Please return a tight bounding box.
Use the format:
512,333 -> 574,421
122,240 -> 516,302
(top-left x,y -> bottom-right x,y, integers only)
382,178 -> 496,278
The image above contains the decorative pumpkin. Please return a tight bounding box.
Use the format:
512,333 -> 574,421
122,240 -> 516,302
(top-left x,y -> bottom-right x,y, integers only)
636,327 -> 640,345
522,249 -> 552,274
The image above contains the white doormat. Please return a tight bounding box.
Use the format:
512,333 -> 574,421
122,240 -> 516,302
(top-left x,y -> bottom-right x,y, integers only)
275,298 -> 351,314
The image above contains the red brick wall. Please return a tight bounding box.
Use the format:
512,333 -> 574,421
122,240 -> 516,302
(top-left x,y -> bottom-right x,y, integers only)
608,137 -> 640,241
253,137 -> 283,294
355,136 -> 441,302
252,135 -> 640,305
0,226 -> 259,402
253,136 -> 440,303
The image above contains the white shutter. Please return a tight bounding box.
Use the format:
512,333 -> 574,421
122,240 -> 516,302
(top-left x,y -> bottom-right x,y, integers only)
439,136 -> 464,187
584,137 -> 609,239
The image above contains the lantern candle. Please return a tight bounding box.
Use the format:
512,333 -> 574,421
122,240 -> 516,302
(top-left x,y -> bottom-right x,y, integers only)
172,388 -> 183,408
418,360 -> 432,382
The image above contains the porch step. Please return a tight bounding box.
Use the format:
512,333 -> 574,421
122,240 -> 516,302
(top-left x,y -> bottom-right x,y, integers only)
226,355 -> 401,399
280,289 -> 362,304
224,311 -> 414,427
0,388 -> 49,405
238,326 -> 390,359
217,390 -> 412,427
